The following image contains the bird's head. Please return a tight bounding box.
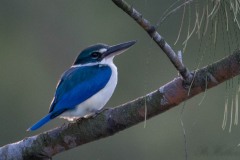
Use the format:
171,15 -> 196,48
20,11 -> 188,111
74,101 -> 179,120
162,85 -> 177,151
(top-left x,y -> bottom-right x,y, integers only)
73,40 -> 136,65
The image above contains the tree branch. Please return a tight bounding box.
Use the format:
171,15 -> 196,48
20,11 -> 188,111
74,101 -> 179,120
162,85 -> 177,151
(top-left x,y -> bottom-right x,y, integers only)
1,1 -> 240,159
112,0 -> 193,82
1,50 -> 240,159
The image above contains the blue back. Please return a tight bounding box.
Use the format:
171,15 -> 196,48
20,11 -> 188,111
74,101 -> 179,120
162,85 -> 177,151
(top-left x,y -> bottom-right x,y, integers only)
49,64 -> 112,117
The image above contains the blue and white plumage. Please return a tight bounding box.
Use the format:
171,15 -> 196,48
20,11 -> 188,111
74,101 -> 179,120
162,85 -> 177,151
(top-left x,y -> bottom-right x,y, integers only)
27,40 -> 136,131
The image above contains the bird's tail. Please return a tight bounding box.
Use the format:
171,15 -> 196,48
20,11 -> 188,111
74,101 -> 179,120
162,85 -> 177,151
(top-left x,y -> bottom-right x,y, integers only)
27,114 -> 52,131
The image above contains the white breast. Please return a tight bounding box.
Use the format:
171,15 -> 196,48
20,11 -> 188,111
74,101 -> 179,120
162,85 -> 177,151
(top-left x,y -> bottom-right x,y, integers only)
59,60 -> 118,121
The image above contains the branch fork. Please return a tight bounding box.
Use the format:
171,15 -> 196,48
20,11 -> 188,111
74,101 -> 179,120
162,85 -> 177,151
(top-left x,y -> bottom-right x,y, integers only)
112,0 -> 193,84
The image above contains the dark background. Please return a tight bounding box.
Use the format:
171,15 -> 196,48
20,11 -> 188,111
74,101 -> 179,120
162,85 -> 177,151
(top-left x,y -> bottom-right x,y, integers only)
0,0 -> 240,159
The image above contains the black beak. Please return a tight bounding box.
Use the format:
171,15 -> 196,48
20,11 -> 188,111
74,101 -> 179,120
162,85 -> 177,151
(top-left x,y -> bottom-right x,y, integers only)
102,40 -> 136,58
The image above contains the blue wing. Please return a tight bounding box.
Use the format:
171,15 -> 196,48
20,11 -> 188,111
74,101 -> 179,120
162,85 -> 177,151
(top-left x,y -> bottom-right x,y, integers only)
27,64 -> 111,131
50,64 -> 112,117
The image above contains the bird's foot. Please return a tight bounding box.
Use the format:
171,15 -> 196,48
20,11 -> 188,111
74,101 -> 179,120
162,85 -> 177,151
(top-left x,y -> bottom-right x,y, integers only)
76,108 -> 108,122
76,117 -> 85,122
85,108 -> 107,119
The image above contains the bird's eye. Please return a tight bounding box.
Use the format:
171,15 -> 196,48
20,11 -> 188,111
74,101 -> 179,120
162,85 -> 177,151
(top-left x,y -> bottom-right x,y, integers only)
91,52 -> 100,59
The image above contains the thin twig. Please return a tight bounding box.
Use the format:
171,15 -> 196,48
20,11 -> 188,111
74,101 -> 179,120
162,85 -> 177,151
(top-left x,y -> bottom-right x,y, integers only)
112,0 -> 193,83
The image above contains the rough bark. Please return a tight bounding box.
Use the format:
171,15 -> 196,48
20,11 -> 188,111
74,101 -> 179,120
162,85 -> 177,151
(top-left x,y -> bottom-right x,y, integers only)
1,50 -> 240,159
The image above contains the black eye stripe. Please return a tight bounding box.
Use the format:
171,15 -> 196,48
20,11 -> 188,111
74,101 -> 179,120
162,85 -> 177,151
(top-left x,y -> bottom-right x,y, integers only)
91,52 -> 101,58
92,52 -> 98,56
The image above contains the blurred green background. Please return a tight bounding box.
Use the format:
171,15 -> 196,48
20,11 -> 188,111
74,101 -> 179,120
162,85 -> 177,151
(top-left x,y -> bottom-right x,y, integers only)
1,0 -> 240,159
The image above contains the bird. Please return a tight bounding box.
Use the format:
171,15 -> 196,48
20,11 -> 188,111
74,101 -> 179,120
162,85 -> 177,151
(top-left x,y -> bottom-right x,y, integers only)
27,40 -> 136,131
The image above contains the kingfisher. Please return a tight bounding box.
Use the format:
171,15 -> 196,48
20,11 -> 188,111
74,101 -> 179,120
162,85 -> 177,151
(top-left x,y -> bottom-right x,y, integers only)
27,40 -> 136,131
